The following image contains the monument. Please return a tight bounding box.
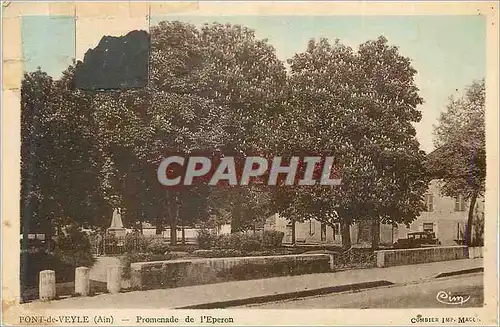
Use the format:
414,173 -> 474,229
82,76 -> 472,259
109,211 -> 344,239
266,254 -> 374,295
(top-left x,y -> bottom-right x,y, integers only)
107,208 -> 126,237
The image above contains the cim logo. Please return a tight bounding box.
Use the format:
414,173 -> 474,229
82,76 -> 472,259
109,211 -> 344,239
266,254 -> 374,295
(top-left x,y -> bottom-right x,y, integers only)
436,291 -> 471,305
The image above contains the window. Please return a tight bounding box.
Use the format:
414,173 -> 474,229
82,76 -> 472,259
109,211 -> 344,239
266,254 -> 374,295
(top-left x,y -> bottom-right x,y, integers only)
423,223 -> 434,233
456,223 -> 465,241
455,195 -> 466,212
424,194 -> 434,211
309,220 -> 315,235
321,223 -> 327,241
332,223 -> 340,240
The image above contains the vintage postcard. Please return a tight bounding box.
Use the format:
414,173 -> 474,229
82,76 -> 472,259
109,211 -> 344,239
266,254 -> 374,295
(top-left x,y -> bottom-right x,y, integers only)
1,1 -> 499,326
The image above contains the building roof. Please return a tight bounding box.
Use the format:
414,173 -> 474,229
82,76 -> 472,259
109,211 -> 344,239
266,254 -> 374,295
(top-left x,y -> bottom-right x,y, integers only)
424,144 -> 452,179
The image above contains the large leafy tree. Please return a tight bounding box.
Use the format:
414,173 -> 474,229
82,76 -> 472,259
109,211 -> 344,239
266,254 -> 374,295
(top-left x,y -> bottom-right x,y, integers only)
23,24 -> 433,252
274,37 -> 428,249
85,21 -> 286,243
428,80 -> 485,246
92,88 -> 229,241
147,21 -> 286,237
195,23 -> 287,233
354,37 -> 428,248
21,67 -> 108,293
21,67 -> 108,237
48,66 -> 110,229
271,39 -> 356,245
21,69 -> 55,240
21,21 -> 286,246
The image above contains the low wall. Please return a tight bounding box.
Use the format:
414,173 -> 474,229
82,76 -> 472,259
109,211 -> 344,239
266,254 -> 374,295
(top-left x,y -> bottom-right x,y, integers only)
375,246 -> 470,268
130,254 -> 332,290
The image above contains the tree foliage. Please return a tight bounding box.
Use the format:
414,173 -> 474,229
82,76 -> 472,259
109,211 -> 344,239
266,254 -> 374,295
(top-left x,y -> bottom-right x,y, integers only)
274,37 -> 428,248
21,21 -> 287,244
428,80 -> 485,245
22,25 -> 434,250
21,67 -> 108,236
21,69 -> 54,234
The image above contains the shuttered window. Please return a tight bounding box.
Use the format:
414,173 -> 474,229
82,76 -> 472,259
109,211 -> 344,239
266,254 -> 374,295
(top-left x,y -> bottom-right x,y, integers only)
423,223 -> 434,232
424,194 -> 434,212
333,223 -> 340,240
309,220 -> 315,235
455,195 -> 466,211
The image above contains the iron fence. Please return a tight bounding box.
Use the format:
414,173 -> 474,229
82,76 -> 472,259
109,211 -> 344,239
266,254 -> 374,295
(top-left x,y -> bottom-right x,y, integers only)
90,232 -> 200,256
331,248 -> 377,270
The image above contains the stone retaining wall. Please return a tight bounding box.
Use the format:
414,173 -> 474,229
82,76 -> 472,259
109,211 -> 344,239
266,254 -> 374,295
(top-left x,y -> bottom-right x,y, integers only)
375,246 -> 476,268
130,254 -> 332,290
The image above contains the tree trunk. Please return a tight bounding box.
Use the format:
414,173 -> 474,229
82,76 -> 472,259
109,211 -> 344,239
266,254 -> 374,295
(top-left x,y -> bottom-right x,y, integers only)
169,194 -> 178,246
466,190 -> 478,246
371,219 -> 380,250
341,220 -> 351,250
291,220 -> 296,246
170,220 -> 177,245
179,203 -> 185,245
155,216 -> 163,235
139,213 -> 143,235
231,203 -> 241,233
45,226 -> 55,252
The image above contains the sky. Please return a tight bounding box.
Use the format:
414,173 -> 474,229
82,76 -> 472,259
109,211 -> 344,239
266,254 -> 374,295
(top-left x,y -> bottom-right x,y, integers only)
21,15 -> 485,153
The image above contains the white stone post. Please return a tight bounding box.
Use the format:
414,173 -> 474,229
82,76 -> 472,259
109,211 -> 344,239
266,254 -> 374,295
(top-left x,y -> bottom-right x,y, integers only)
39,270 -> 56,301
468,247 -> 476,259
328,253 -> 335,271
107,265 -> 121,294
376,251 -> 386,268
75,267 -> 91,296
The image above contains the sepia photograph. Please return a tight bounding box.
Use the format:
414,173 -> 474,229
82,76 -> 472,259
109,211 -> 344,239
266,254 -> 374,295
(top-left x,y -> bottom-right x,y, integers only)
1,1 -> 498,326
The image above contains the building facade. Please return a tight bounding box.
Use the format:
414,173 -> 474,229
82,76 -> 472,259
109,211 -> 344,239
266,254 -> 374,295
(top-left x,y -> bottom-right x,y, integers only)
265,180 -> 484,246
264,214 -> 394,246
395,179 -> 484,246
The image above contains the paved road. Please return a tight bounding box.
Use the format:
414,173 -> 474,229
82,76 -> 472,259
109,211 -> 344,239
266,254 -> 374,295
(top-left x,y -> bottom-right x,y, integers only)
244,273 -> 483,308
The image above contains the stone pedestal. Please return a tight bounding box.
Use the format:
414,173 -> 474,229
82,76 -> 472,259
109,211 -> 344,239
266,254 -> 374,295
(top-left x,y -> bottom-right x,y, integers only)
107,228 -> 126,238
107,265 -> 121,294
75,267 -> 90,296
39,270 -> 56,301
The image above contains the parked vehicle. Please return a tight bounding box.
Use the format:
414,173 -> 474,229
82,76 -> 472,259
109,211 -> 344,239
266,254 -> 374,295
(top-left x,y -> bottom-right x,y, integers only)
393,231 -> 441,249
